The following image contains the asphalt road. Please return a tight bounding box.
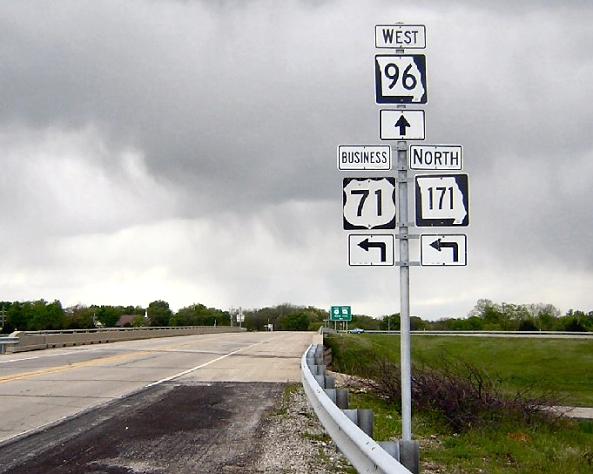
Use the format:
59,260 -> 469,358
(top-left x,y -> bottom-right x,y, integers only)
0,331 -> 317,446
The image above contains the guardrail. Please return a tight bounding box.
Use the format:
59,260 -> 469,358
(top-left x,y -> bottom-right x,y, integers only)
2,326 -> 246,354
301,344 -> 415,473
0,337 -> 19,354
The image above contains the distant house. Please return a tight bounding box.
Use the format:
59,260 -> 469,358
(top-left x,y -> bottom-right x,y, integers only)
115,315 -> 137,327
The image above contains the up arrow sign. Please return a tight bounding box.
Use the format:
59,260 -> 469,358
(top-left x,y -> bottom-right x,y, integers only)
380,110 -> 425,140
394,115 -> 410,136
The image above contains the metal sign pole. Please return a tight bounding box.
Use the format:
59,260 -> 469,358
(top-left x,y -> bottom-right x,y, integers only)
397,139 -> 412,442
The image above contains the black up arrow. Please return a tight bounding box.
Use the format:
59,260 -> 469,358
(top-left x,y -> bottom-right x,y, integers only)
394,114 -> 410,136
430,238 -> 459,262
358,238 -> 387,262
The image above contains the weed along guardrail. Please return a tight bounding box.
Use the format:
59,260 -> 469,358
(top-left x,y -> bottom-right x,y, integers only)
301,344 -> 418,474
2,326 -> 246,353
343,330 -> 593,339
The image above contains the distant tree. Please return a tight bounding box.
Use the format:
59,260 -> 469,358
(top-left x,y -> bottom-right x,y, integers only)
171,304 -> 229,326
350,314 -> 381,330
95,305 -> 122,327
381,314 -> 400,331
147,300 -> 173,326
65,305 -> 95,329
277,311 -> 310,331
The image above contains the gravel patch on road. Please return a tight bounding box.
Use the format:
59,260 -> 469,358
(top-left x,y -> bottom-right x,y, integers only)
254,385 -> 353,473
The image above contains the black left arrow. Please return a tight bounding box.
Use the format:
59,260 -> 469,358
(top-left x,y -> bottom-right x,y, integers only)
430,238 -> 459,262
358,238 -> 387,262
394,115 -> 410,136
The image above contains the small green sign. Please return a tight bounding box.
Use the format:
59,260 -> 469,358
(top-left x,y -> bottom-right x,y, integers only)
330,305 -> 352,322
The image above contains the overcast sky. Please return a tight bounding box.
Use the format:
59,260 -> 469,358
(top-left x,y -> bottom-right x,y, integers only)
1,0 -> 592,320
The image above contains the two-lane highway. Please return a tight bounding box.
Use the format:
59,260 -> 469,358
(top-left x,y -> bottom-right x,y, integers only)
0,331 -> 316,446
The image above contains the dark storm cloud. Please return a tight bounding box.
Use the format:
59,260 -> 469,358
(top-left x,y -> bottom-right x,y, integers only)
1,0 -> 592,315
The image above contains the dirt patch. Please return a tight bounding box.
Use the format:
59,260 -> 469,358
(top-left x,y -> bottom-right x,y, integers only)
0,382 -> 352,473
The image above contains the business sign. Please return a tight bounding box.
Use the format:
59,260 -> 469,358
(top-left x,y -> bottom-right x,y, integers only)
348,234 -> 394,266
415,174 -> 469,227
380,110 -> 425,140
375,55 -> 427,104
420,234 -> 467,266
337,145 -> 391,170
409,145 -> 462,170
330,306 -> 352,322
343,177 -> 396,230
375,24 -> 426,49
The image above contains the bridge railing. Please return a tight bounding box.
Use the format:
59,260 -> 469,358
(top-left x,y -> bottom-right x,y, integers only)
2,326 -> 246,354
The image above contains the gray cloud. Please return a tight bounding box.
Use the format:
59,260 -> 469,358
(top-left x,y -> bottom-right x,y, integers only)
0,0 -> 592,317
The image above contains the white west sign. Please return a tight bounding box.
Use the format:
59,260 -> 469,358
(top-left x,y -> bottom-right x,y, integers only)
375,24 -> 426,49
415,174 -> 469,227
349,234 -> 394,266
337,145 -> 391,170
420,234 -> 467,266
409,145 -> 463,170
343,177 -> 396,230
380,110 -> 425,140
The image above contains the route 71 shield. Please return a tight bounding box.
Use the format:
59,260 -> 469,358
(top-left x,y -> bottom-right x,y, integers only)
343,177 -> 396,230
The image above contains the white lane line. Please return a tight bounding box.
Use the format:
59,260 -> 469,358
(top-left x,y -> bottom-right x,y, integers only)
0,356 -> 40,364
145,340 -> 265,388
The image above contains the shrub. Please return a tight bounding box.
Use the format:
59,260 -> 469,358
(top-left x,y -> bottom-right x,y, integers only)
368,357 -> 558,432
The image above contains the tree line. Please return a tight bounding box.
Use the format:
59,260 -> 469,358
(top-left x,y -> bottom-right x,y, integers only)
1,298 -> 591,334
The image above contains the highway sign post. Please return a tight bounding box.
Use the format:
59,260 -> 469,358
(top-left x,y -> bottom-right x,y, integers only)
330,306 -> 352,321
348,234 -> 394,266
420,234 -> 467,266
336,24 -> 470,472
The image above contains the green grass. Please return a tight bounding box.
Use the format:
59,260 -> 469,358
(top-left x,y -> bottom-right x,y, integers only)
329,334 -> 593,473
326,334 -> 593,406
347,392 -> 593,473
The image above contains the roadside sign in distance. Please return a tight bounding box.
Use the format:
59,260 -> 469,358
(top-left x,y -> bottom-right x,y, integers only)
409,145 -> 463,170
415,174 -> 469,227
375,24 -> 426,49
375,55 -> 427,104
348,234 -> 394,266
420,234 -> 467,266
380,110 -> 425,140
330,306 -> 352,322
343,177 -> 396,230
337,145 -> 391,170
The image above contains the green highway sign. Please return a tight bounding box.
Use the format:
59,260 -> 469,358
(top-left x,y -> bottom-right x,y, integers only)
330,306 -> 352,322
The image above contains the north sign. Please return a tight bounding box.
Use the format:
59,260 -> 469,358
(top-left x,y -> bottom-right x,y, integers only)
337,145 -> 391,170
348,234 -> 394,266
375,24 -> 426,49
343,177 -> 396,230
420,234 -> 467,266
380,110 -> 425,140
375,55 -> 427,104
415,174 -> 469,227
409,145 -> 463,170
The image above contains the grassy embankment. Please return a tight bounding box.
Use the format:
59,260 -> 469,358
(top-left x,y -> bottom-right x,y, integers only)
326,334 -> 593,473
